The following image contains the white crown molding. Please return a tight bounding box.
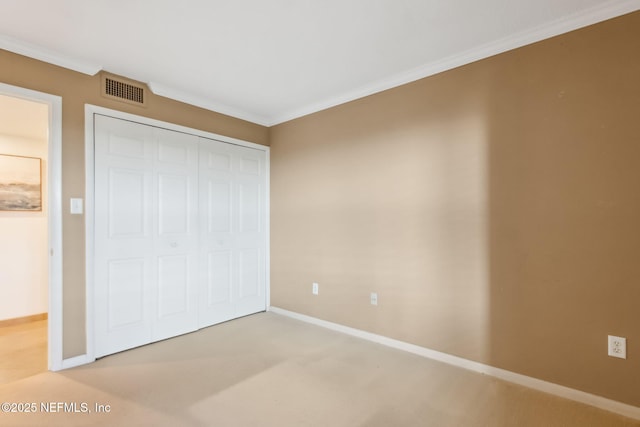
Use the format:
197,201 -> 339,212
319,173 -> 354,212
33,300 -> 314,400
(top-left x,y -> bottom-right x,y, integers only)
269,0 -> 640,125
147,81 -> 271,127
2,0 -> 638,127
269,306 -> 640,421
0,32 -> 269,126
0,34 -> 102,76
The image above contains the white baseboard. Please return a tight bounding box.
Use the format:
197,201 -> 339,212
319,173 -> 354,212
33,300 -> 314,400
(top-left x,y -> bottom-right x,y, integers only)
269,306 -> 640,421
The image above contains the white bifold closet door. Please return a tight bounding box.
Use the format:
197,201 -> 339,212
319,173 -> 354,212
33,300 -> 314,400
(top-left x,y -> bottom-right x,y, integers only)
198,139 -> 266,327
94,114 -> 266,358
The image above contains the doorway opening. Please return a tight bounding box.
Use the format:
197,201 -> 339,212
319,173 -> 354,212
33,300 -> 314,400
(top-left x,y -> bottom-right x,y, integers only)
0,83 -> 63,378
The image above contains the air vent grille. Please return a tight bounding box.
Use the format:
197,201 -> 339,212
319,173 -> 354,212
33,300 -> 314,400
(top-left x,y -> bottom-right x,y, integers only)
101,74 -> 147,107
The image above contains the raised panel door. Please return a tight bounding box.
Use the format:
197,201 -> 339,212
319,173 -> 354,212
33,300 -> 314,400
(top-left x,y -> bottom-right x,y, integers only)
94,114 -> 154,357
152,128 -> 199,341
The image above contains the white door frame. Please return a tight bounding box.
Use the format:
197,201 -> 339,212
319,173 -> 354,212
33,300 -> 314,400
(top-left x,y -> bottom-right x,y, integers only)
0,82 -> 64,371
84,104 -> 270,363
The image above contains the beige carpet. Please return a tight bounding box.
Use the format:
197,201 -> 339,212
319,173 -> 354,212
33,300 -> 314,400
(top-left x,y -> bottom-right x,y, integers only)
0,312 -> 637,427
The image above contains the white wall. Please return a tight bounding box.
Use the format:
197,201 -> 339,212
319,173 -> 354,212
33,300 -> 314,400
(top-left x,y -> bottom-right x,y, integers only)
0,133 -> 48,321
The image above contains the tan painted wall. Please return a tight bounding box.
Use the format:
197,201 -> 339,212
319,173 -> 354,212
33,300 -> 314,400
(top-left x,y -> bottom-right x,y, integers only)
270,11 -> 640,406
0,50 -> 269,358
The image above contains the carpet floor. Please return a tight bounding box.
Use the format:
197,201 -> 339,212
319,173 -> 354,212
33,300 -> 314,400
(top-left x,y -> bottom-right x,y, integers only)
0,312 -> 637,426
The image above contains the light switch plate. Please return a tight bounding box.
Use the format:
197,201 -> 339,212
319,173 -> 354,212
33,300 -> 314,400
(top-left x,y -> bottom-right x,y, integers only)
70,198 -> 83,214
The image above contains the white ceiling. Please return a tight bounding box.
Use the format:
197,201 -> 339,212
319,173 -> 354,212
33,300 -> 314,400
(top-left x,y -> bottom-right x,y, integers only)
0,1 -> 638,126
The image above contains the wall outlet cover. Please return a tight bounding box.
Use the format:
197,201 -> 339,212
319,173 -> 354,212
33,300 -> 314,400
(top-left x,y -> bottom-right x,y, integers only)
607,335 -> 626,359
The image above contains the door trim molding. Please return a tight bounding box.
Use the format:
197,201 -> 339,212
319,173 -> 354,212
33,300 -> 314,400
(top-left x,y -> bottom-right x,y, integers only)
0,82 -> 63,371
84,104 -> 270,364
84,106 -> 96,364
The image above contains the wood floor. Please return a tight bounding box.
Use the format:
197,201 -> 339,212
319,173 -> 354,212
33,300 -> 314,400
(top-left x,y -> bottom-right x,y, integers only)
0,313 -> 637,426
0,319 -> 47,385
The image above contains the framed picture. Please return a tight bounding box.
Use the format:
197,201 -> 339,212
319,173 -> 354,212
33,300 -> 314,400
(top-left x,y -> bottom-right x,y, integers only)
0,154 -> 42,211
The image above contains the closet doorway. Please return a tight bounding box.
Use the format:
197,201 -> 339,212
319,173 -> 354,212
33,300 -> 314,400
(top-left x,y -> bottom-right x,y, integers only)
86,106 -> 269,359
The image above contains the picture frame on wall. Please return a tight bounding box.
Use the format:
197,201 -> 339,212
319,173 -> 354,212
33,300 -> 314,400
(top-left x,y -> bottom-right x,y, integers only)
0,154 -> 42,211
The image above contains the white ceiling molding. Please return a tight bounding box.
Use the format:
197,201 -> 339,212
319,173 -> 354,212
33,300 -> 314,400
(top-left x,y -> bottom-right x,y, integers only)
1,1 -> 638,127
147,82 -> 272,126
268,0 -> 640,125
0,34 -> 102,76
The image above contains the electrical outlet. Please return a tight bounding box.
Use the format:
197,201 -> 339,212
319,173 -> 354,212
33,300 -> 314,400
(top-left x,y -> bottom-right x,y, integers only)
608,335 -> 626,359
370,292 -> 378,306
312,282 -> 319,295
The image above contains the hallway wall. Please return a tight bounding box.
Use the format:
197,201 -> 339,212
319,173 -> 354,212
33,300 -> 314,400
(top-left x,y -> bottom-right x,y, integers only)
0,125 -> 48,320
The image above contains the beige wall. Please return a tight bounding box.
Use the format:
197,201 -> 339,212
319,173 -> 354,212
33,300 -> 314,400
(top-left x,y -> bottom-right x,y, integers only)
0,50 -> 269,358
270,11 -> 640,406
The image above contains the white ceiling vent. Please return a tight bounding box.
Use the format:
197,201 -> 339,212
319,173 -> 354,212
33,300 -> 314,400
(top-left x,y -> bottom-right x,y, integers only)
101,74 -> 147,107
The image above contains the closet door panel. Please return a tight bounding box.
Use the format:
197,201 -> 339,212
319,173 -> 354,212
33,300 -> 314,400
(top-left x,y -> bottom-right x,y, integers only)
94,115 -> 154,357
198,140 -> 267,327
234,146 -> 266,316
152,128 -> 199,341
198,141 -> 236,326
